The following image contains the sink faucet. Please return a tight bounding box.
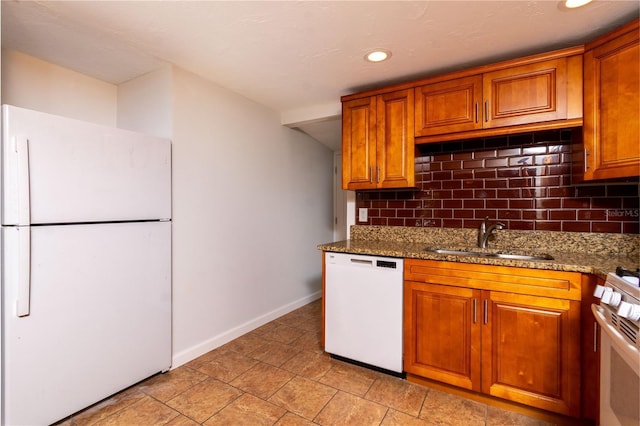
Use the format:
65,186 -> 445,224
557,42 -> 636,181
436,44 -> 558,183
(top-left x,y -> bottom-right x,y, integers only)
478,216 -> 506,249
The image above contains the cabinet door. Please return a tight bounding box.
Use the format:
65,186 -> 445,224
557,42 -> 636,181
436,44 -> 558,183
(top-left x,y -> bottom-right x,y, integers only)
482,291 -> 581,417
376,89 -> 415,188
342,96 -> 377,190
483,58 -> 568,128
415,75 -> 483,136
404,281 -> 481,391
583,22 -> 640,180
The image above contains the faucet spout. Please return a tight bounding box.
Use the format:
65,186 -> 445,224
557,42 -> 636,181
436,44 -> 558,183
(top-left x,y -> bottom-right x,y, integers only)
478,216 -> 506,248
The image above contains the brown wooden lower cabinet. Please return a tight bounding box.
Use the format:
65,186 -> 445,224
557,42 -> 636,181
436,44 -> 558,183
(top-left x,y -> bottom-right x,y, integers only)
404,282 -> 481,391
404,259 -> 583,418
482,291 -> 581,416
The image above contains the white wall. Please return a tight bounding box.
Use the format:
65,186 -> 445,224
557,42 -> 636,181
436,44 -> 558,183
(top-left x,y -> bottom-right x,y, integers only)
117,65 -> 173,139
1,49 -> 117,125
1,50 -> 335,368
170,67 -> 333,365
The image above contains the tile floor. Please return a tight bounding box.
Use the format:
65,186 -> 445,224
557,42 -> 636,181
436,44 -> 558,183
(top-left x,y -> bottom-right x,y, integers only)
59,299 -> 554,426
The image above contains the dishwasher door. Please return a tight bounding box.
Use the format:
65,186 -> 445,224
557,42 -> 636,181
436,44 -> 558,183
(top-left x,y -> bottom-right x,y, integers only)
324,252 -> 403,373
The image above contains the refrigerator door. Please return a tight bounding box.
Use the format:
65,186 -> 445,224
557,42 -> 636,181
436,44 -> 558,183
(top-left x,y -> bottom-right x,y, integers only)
2,221 -> 171,426
2,105 -> 171,225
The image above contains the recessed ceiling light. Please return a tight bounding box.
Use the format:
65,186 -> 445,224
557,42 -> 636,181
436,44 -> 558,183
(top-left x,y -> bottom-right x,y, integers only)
565,0 -> 593,8
365,49 -> 391,63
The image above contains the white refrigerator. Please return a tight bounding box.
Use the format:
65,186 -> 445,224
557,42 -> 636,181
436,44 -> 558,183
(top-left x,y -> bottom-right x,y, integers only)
1,105 -> 172,425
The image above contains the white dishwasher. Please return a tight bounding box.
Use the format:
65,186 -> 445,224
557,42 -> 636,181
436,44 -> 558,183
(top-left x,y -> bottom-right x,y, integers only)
324,252 -> 403,374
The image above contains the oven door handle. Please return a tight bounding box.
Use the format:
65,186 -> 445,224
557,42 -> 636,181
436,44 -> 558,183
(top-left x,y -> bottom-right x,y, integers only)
592,304 -> 640,362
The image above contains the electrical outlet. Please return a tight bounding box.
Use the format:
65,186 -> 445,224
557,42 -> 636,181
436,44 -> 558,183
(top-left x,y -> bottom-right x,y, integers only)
358,208 -> 368,222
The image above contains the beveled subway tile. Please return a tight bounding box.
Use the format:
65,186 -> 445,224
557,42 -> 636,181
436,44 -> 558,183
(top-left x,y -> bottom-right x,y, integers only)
319,360 -> 379,396
419,388 -> 486,426
269,376 -> 337,420
231,362 -> 294,399
93,396 -> 179,426
203,393 -> 286,426
364,133 -> 638,234
71,386 -> 147,426
165,378 -> 242,423
365,375 -> 428,417
315,391 -> 388,426
195,350 -> 259,382
281,350 -> 333,380
139,366 -> 209,402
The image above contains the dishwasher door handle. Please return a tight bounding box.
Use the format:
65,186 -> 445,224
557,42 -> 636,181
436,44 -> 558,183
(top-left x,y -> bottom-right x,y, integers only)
350,258 -> 373,265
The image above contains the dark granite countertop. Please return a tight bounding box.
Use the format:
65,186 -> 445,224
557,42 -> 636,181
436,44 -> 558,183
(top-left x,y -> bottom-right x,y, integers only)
318,226 -> 640,280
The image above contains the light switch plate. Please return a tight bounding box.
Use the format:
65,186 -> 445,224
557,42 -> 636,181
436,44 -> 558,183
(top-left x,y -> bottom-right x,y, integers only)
358,208 -> 368,222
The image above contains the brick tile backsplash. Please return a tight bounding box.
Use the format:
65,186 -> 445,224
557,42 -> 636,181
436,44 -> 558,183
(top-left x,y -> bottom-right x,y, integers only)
356,130 -> 640,234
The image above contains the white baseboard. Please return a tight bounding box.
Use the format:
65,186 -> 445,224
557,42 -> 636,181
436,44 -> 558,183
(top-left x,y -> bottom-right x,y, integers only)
171,291 -> 322,368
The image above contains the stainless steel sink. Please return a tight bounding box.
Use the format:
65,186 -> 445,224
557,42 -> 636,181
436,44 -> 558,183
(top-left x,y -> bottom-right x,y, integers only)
482,252 -> 553,261
425,248 -> 553,261
427,249 -> 477,256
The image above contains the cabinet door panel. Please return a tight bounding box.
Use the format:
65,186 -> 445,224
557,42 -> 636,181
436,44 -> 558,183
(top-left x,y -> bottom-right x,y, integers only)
484,59 -> 567,127
415,76 -> 483,136
482,291 -> 581,417
583,25 -> 640,180
404,281 -> 481,391
377,90 -> 415,188
342,97 -> 377,189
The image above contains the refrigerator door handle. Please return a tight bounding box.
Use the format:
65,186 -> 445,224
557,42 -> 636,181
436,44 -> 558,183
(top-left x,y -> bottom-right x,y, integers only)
16,227 -> 31,317
15,136 -> 32,225
5,136 -> 32,225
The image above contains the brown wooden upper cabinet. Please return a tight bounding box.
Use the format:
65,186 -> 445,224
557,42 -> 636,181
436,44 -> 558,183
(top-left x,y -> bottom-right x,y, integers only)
415,56 -> 579,138
582,18 -> 640,180
342,89 -> 415,190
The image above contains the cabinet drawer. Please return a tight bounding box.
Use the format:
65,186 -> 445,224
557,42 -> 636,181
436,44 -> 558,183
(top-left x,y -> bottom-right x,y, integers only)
404,259 -> 581,300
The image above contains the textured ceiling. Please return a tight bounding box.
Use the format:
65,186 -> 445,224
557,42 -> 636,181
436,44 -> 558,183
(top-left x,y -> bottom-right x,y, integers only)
2,1 -> 639,150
